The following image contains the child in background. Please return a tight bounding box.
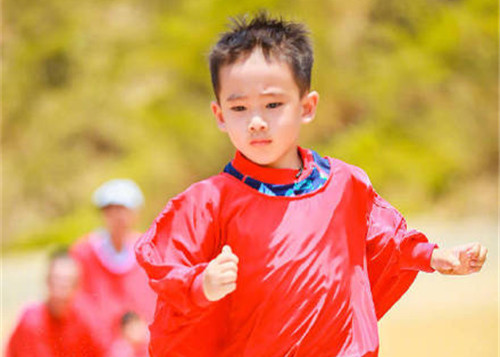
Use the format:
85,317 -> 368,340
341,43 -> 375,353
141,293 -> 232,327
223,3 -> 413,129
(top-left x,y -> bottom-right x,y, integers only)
70,179 -> 156,353
5,249 -> 102,357
135,13 -> 487,357
107,311 -> 149,357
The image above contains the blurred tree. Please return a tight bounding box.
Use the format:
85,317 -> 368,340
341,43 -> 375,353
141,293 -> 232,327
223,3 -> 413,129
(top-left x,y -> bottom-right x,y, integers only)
2,0 -> 498,248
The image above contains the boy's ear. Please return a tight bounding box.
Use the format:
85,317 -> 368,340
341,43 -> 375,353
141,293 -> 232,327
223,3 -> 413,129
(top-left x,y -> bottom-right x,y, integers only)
211,101 -> 227,132
300,91 -> 319,124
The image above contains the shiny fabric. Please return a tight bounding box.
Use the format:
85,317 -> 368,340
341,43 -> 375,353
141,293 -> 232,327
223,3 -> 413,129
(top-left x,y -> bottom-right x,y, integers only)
71,231 -> 156,353
5,302 -> 102,357
135,149 -> 436,356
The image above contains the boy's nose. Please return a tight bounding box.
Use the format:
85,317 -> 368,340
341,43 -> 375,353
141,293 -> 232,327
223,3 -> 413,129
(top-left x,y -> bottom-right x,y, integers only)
248,115 -> 268,133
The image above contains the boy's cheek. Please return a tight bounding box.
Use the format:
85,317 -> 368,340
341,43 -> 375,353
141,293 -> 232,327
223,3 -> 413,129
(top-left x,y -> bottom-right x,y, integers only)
217,123 -> 228,132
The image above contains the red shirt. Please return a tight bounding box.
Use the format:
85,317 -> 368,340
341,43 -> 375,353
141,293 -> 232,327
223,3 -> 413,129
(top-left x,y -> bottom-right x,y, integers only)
5,302 -> 101,357
106,338 -> 148,357
71,232 -> 156,351
136,150 -> 436,356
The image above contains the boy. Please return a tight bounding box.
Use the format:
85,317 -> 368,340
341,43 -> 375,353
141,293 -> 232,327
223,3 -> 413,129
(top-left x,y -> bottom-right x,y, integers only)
5,249 -> 102,357
135,13 -> 487,356
70,179 -> 156,353
107,311 -> 149,357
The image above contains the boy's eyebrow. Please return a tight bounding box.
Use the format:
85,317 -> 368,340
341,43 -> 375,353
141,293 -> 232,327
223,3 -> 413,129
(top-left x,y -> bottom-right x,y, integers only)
260,90 -> 286,97
225,91 -> 286,102
226,94 -> 247,102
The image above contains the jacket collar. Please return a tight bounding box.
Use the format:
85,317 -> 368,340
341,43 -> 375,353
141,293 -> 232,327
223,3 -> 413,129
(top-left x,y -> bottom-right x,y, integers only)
231,147 -> 314,185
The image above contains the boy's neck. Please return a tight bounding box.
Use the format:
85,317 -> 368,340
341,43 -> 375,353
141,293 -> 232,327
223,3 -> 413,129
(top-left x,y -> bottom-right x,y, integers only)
263,151 -> 303,171
232,147 -> 311,185
47,299 -> 72,320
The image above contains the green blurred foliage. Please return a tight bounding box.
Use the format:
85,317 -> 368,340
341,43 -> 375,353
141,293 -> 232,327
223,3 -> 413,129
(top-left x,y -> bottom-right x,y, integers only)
3,0 -> 498,249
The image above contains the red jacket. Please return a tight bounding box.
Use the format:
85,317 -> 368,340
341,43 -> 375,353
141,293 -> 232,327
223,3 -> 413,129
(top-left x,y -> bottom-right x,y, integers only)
136,150 -> 436,356
5,302 -> 101,357
71,232 -> 156,351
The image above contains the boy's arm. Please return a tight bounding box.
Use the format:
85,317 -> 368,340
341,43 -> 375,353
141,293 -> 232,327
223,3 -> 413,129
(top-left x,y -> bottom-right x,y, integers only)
365,188 -> 488,318
366,192 -> 437,273
135,185 -> 224,315
365,190 -> 437,319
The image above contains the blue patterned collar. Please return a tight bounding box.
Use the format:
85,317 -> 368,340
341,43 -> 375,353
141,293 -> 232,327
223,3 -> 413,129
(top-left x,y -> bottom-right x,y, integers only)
223,148 -> 331,197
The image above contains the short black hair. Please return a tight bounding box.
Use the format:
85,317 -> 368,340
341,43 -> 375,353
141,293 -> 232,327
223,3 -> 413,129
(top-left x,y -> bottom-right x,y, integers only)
209,11 -> 313,100
120,311 -> 140,328
48,246 -> 72,264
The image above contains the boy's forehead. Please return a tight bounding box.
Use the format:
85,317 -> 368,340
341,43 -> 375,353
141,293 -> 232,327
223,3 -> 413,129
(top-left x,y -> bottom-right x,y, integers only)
50,258 -> 79,278
218,49 -> 299,100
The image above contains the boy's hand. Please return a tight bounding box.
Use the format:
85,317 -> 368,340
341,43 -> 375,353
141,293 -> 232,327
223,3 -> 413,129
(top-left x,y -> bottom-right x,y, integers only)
202,245 -> 239,301
430,242 -> 487,275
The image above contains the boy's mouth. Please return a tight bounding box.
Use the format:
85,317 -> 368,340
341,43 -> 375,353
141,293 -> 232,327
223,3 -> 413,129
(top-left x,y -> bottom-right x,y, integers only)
250,139 -> 272,146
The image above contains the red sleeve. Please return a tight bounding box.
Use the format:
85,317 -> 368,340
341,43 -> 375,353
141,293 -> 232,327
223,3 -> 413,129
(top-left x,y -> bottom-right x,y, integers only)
135,182 -> 221,316
366,189 -> 437,320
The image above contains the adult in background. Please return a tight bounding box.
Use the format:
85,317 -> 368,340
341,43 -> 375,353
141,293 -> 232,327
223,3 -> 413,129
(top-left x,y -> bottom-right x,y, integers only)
6,249 -> 102,357
71,179 -> 156,353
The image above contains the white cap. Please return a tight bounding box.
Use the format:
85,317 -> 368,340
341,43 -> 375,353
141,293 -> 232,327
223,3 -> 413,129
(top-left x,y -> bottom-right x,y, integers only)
92,179 -> 144,209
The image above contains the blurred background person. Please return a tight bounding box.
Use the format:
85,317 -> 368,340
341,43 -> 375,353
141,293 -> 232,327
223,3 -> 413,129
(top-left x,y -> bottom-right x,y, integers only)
106,311 -> 149,357
5,249 -> 102,357
70,179 -> 156,354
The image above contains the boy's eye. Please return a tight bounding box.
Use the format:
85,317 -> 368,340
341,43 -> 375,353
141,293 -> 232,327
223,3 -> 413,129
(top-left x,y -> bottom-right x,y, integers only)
231,106 -> 246,112
266,102 -> 283,109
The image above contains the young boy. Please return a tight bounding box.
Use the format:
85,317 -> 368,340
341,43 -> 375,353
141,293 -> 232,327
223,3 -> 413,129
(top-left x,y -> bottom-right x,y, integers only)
135,13 -> 487,357
6,249 -> 102,357
107,311 -> 149,357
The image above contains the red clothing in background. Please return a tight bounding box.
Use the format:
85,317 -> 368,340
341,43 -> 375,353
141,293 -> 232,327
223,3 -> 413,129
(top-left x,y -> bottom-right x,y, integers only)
136,149 -> 436,356
71,232 -> 156,351
5,302 -> 101,357
106,338 -> 148,357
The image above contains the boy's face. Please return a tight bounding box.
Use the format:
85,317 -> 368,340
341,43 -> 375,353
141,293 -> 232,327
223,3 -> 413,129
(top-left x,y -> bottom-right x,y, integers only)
123,317 -> 148,345
211,49 -> 319,169
47,257 -> 80,317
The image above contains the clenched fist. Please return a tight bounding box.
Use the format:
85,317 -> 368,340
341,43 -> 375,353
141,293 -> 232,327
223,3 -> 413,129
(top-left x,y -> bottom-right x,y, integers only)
202,245 -> 239,301
431,242 -> 487,275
